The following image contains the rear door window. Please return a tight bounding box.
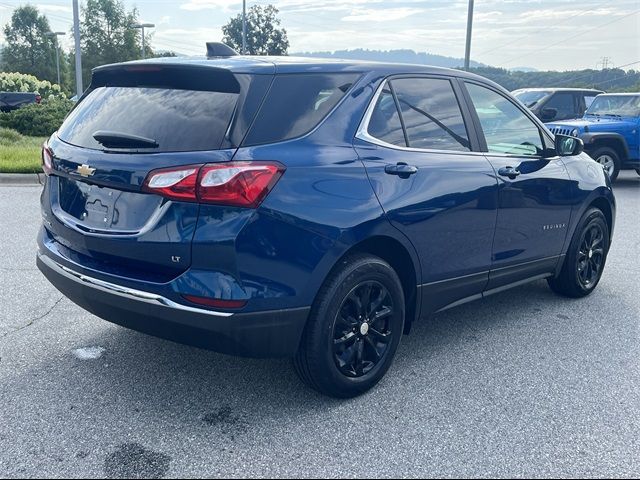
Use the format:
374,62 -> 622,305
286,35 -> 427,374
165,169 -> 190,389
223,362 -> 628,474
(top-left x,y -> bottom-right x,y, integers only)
58,87 -> 238,152
367,85 -> 407,147
389,77 -> 471,151
243,73 -> 359,146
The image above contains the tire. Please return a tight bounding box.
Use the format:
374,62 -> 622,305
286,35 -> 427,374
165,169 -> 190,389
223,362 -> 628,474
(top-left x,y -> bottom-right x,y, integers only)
548,208 -> 610,298
636,169 -> 640,177
294,253 -> 405,398
590,146 -> 621,182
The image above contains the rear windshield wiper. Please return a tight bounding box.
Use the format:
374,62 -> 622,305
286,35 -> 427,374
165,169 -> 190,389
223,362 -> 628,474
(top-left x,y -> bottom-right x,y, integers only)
93,130 -> 159,149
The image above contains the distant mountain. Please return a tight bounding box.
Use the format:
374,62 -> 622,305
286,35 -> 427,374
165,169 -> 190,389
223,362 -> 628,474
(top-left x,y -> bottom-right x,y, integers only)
509,66 -> 539,73
293,48 -> 485,69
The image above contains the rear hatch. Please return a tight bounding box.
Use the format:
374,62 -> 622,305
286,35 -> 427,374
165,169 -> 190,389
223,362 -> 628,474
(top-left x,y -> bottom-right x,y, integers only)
44,63 -> 272,280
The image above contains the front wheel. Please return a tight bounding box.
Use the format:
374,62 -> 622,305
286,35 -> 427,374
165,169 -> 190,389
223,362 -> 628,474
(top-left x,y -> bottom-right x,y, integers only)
294,254 -> 405,398
590,146 -> 621,182
548,208 -> 610,298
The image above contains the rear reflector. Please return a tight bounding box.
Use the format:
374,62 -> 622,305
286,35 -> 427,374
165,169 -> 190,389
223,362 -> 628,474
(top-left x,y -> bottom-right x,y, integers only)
181,294 -> 247,310
142,162 -> 284,208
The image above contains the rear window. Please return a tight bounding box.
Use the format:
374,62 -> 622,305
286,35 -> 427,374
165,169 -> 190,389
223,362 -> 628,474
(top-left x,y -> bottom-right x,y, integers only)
243,73 -> 359,146
58,86 -> 238,152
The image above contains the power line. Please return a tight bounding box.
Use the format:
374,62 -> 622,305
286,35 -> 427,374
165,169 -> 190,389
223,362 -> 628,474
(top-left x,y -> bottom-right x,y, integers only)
498,9 -> 640,67
474,1 -> 612,59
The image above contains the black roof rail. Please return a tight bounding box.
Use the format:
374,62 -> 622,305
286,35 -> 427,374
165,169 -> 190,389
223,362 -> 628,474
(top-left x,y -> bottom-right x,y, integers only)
206,42 -> 239,58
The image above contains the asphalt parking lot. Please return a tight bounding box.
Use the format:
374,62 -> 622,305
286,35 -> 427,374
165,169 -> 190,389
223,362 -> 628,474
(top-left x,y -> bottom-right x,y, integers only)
0,172 -> 638,478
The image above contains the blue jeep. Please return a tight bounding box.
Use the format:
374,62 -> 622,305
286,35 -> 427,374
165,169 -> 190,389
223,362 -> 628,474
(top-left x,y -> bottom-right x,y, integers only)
546,93 -> 640,181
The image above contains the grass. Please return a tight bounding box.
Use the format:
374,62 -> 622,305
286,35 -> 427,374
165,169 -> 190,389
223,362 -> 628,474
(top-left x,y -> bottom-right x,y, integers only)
0,128 -> 46,173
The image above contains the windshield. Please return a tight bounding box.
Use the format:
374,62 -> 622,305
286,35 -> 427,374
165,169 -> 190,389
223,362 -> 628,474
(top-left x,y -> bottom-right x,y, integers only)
586,96 -> 640,117
513,90 -> 551,108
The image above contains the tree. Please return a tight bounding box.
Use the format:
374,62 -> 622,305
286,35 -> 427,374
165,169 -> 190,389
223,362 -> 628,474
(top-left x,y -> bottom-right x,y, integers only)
1,6 -> 64,85
78,0 -> 148,86
222,5 -> 289,55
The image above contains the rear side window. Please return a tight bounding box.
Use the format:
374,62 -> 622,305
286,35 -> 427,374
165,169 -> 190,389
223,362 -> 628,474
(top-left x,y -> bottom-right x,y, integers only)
58,86 -> 238,152
390,77 -> 471,151
243,73 -> 359,146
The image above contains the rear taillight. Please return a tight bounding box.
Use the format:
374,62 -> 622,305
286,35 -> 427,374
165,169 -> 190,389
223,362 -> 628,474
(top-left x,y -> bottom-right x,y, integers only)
35,95 -> 42,104
142,162 -> 285,208
41,144 -> 53,175
142,165 -> 199,202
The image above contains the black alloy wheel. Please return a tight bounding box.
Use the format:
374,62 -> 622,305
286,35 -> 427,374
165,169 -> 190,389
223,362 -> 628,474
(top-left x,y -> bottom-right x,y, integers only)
576,223 -> 606,289
332,281 -> 394,378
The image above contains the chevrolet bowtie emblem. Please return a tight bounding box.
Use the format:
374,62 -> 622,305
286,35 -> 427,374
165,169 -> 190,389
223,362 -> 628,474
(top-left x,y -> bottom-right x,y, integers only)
76,164 -> 96,177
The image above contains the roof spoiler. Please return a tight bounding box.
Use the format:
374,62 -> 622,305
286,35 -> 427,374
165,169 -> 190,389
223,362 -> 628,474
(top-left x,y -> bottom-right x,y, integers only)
206,42 -> 239,58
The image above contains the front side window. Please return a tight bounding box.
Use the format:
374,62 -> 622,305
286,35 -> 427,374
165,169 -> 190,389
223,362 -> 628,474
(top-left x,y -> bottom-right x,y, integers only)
466,82 -> 544,156
390,77 -> 470,151
544,93 -> 577,120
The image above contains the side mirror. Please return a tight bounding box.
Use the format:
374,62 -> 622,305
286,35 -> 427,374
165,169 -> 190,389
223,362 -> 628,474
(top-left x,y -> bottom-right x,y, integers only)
541,108 -> 557,121
555,134 -> 584,157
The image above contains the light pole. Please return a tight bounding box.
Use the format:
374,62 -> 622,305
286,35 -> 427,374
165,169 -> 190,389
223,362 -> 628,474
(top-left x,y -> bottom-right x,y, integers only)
464,0 -> 474,70
46,31 -> 66,86
242,0 -> 247,54
72,0 -> 83,97
132,23 -> 155,59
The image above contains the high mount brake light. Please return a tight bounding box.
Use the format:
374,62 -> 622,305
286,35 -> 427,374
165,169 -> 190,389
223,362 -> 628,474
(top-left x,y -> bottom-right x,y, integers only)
142,162 -> 285,208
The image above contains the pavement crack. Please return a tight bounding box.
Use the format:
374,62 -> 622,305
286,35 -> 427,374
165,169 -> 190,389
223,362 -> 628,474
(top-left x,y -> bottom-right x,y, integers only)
0,296 -> 64,339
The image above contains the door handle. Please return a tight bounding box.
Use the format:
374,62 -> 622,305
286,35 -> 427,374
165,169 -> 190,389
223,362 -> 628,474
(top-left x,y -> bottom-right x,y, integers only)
385,162 -> 418,178
498,166 -> 521,179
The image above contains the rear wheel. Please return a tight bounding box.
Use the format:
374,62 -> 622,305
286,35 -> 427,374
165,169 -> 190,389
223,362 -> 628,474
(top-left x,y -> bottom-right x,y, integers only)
294,254 -> 405,398
590,146 -> 620,182
548,208 -> 610,298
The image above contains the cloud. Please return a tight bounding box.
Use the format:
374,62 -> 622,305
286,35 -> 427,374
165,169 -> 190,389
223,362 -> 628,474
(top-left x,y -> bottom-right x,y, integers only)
36,4 -> 72,13
180,0 -> 240,12
342,7 -> 424,22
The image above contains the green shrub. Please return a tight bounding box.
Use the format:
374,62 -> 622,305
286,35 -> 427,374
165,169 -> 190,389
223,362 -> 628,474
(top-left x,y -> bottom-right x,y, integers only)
0,127 -> 24,145
0,97 -> 74,136
0,71 -> 65,100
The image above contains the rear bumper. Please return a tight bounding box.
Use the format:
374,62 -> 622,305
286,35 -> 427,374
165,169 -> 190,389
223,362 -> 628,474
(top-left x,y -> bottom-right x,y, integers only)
37,253 -> 310,358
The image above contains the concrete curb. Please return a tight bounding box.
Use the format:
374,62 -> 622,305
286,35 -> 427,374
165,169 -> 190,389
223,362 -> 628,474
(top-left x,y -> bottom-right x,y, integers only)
0,173 -> 43,186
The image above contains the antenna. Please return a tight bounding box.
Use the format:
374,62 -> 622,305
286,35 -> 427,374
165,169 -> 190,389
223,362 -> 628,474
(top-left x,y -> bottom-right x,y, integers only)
206,42 -> 239,58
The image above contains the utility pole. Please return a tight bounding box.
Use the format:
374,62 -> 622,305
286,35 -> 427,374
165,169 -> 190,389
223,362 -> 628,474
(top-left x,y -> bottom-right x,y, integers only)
45,32 -> 66,86
132,23 -> 155,59
464,0 -> 474,71
242,0 -> 247,54
72,0 -> 83,97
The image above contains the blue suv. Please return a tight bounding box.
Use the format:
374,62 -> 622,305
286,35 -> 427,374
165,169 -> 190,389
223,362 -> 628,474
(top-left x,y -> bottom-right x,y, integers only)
546,93 -> 640,181
37,51 -> 616,397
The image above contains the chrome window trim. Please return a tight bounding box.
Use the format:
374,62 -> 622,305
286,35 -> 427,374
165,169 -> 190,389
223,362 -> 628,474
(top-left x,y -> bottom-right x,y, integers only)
355,77 -> 479,156
38,253 -> 234,318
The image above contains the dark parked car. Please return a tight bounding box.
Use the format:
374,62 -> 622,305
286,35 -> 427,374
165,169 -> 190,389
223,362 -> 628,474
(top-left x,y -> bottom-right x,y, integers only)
37,50 -> 616,398
0,91 -> 41,112
513,88 -> 604,122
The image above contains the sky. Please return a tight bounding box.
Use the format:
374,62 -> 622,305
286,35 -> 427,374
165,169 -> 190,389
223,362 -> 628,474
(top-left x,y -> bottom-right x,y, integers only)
0,0 -> 638,71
